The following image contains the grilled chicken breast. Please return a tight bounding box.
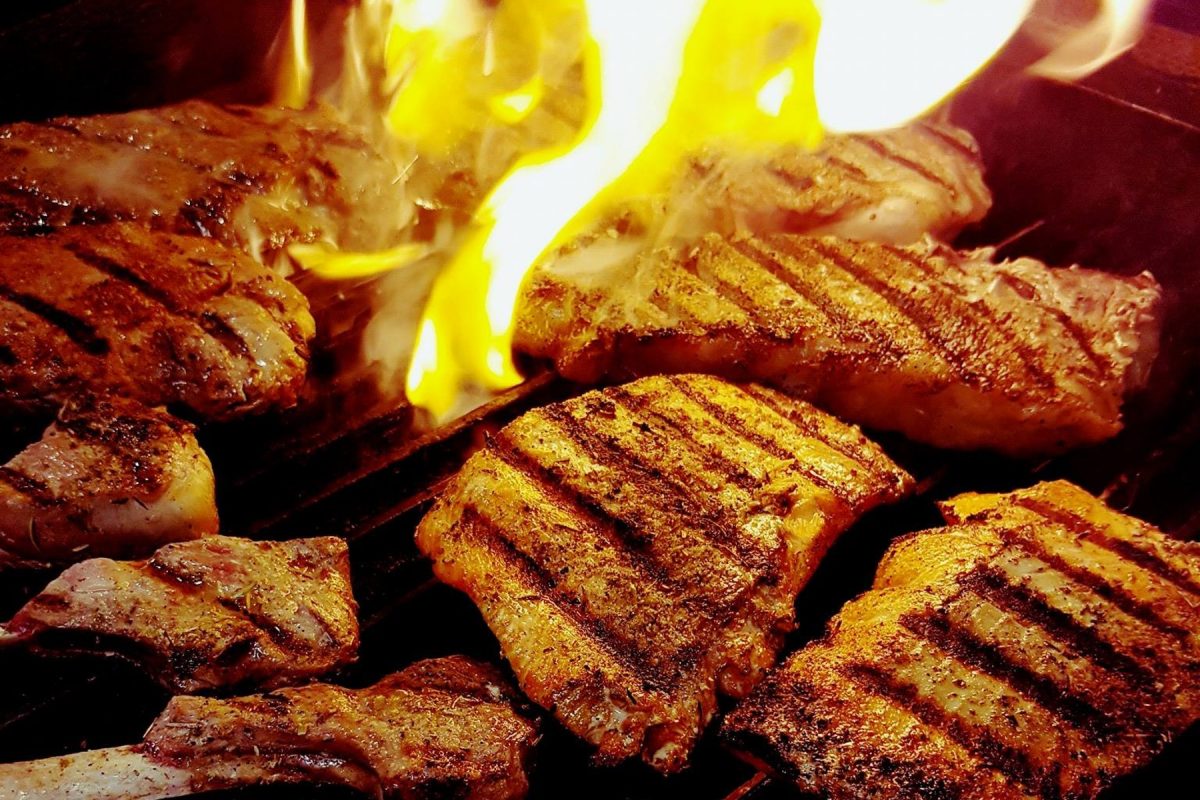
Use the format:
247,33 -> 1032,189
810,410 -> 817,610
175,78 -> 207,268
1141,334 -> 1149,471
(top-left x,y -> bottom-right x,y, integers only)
657,122 -> 991,245
0,223 -> 315,420
722,480 -> 1200,800
0,395 -> 217,570
0,656 -> 539,800
0,101 -> 406,261
416,374 -> 913,772
515,234 -> 1162,455
0,535 -> 358,693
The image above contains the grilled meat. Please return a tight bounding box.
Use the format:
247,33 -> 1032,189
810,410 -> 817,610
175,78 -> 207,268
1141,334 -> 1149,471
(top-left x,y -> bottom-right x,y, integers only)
0,395 -> 217,570
515,234 -> 1162,456
0,223 -> 315,420
721,480 -> 1200,800
416,374 -> 913,772
659,122 -> 991,245
0,101 -> 406,261
0,535 -> 358,693
0,656 -> 539,800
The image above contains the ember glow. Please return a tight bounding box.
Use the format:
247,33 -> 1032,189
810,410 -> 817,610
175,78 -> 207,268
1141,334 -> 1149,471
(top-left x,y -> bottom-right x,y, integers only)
277,0 -> 1154,419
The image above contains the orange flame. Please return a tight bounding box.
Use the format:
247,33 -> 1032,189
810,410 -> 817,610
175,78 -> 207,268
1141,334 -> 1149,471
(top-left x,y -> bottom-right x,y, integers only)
274,0 -> 313,109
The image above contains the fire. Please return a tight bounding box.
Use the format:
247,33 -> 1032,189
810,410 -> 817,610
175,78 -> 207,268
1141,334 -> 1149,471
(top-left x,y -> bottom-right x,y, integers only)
274,0 -> 313,109
275,0 -> 1153,419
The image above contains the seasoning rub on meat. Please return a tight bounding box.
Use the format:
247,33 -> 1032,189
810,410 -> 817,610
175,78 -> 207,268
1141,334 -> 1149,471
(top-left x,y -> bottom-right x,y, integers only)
0,396 -> 217,570
0,100 -> 407,260
515,234 -> 1161,455
0,656 -> 538,800
722,480 -> 1200,800
0,535 -> 358,693
0,223 -> 315,421
416,374 -> 912,772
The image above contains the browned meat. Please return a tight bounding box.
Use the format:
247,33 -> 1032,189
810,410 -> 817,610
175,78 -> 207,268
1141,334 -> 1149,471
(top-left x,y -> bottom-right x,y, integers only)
515,234 -> 1162,456
656,122 -> 991,245
0,535 -> 358,693
0,101 -> 407,262
0,656 -> 539,800
0,223 -> 315,420
722,480 -> 1200,800
0,395 -> 217,570
416,374 -> 912,772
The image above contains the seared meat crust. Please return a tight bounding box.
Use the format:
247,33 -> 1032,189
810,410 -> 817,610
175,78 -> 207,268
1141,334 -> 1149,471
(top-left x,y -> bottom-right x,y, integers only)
722,480 -> 1200,800
416,374 -> 912,772
0,535 -> 358,693
0,395 -> 217,569
0,101 -> 406,259
515,234 -> 1161,455
0,223 -> 315,420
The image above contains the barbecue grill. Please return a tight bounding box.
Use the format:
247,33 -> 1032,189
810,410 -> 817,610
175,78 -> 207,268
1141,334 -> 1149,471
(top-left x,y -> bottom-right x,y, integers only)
0,2 -> 1197,798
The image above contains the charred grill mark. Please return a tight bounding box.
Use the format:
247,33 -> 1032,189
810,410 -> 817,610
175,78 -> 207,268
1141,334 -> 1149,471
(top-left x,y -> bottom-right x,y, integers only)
664,377 -> 847,500
915,122 -> 982,162
991,524 -> 1194,642
881,244 -> 1060,392
1014,497 -> 1200,599
0,285 -> 109,356
537,401 -> 774,576
485,432 -> 739,624
800,237 -> 994,388
768,165 -> 815,193
824,154 -> 871,183
675,250 -> 795,337
460,507 -> 680,690
988,273 -> 1107,374
851,134 -> 958,196
735,383 -> 885,472
842,663 -> 1050,796
963,568 -> 1161,692
0,466 -> 56,506
901,612 -> 1127,741
65,242 -> 256,361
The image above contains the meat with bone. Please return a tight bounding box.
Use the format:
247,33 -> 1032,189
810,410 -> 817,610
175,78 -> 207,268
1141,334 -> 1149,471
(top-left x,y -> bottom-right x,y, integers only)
0,101 -> 407,261
416,374 -> 912,772
721,480 -> 1200,800
0,656 -> 539,800
0,223 -> 315,421
656,121 -> 991,245
514,234 -> 1161,456
0,395 -> 216,570
0,534 -> 358,693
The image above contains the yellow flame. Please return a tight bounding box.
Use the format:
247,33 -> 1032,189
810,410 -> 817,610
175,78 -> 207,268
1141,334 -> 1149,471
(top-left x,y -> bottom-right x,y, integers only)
289,241 -> 430,280
274,0 -> 313,109
307,0 -> 1152,418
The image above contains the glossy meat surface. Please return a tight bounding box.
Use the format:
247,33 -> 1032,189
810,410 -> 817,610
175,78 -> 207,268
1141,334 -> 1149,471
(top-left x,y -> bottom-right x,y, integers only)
416,374 -> 912,772
722,480 -> 1200,800
0,395 -> 217,569
0,223 -> 315,420
515,234 -> 1161,455
1,535 -> 358,692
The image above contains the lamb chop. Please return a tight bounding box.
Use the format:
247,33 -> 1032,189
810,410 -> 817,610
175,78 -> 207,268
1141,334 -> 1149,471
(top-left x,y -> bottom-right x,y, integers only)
656,121 -> 991,246
0,223 -> 315,421
514,234 -> 1161,456
721,480 -> 1200,800
0,395 -> 217,570
0,100 -> 407,262
0,656 -> 539,800
416,374 -> 913,772
0,535 -> 358,693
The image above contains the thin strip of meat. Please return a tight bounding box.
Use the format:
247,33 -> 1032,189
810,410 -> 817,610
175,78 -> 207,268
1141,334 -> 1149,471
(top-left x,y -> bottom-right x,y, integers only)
0,395 -> 216,570
514,234 -> 1162,455
0,656 -> 539,800
0,223 -> 315,420
721,480 -> 1200,800
0,534 -> 358,693
0,101 -> 408,263
416,374 -> 912,772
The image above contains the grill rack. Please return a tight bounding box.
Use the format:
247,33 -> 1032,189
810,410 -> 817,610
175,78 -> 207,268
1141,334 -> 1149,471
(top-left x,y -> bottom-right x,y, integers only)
3,14 -> 1200,800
